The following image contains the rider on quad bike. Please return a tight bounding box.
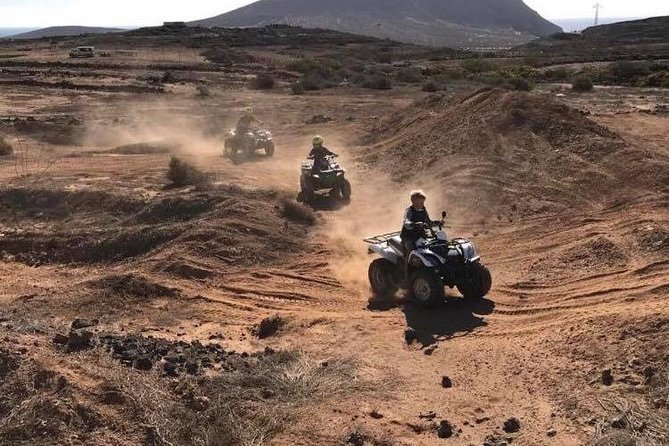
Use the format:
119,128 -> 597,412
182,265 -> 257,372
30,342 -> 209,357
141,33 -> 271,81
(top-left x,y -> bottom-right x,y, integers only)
308,136 -> 337,173
235,107 -> 263,147
401,190 -> 440,254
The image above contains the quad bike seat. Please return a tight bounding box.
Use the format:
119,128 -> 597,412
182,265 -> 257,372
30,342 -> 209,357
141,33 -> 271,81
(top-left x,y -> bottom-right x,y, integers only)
389,236 -> 405,255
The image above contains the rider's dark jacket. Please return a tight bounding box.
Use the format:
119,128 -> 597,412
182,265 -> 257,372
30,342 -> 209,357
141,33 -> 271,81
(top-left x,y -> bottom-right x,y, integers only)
236,115 -> 259,133
309,145 -> 336,171
400,206 -> 431,242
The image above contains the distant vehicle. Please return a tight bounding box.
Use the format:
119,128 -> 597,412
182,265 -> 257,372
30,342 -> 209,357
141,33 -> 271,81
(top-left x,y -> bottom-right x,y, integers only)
223,128 -> 275,164
69,46 -> 95,58
298,155 -> 351,203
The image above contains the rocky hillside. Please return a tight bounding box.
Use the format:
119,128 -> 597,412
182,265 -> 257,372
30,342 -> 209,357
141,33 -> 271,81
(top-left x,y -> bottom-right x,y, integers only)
5,26 -> 124,40
191,0 -> 561,48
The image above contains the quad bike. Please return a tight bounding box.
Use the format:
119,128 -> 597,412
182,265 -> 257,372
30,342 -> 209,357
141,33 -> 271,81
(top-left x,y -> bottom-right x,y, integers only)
364,213 -> 492,306
298,155 -> 352,203
223,128 -> 275,164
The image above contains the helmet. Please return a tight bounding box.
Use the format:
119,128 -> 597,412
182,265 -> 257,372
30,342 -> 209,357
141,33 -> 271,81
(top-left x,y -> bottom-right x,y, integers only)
245,107 -> 253,115
312,135 -> 324,146
410,189 -> 427,200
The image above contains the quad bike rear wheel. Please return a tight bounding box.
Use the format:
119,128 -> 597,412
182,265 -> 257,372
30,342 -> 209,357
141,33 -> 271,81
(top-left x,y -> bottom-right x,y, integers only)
409,268 -> 444,307
368,258 -> 400,297
457,262 -> 492,299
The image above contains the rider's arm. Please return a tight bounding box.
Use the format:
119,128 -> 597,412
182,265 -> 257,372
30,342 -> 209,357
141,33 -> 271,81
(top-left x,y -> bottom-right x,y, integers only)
403,207 -> 415,229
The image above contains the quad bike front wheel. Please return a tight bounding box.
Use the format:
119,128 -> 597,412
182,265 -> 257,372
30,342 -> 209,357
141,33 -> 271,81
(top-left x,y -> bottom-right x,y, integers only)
265,141 -> 275,157
340,178 -> 352,202
299,177 -> 315,203
409,268 -> 444,307
457,262 -> 492,300
368,258 -> 400,297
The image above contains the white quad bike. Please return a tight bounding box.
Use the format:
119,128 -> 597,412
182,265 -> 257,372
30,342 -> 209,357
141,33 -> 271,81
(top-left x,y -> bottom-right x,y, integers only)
364,212 -> 492,306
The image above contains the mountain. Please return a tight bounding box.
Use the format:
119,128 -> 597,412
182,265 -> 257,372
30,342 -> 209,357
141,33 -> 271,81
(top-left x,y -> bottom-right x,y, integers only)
190,0 -> 562,48
5,26 -> 125,40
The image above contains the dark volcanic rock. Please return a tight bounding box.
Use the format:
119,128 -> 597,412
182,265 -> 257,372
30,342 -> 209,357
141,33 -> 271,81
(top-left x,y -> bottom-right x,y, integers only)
437,420 -> 454,438
601,368 -> 614,386
503,417 -> 521,433
441,376 -> 453,388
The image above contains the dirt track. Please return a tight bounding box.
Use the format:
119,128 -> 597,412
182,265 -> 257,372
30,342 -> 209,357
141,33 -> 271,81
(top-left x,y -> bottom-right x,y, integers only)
0,44 -> 667,445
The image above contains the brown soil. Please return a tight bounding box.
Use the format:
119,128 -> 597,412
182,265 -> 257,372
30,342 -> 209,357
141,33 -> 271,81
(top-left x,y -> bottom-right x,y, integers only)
0,32 -> 667,446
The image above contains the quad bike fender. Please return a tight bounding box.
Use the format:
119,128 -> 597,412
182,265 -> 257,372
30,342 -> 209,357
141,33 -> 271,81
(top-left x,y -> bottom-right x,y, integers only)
408,250 -> 444,268
368,244 -> 402,265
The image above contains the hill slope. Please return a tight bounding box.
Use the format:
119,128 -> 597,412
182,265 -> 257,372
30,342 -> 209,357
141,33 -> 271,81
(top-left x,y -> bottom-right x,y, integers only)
519,16 -> 669,57
6,26 -> 125,40
191,0 -> 561,48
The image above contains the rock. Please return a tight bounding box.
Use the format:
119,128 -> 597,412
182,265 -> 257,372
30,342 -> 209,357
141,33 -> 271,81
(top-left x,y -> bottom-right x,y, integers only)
190,396 -> 210,412
419,411 -> 437,420
53,333 -> 69,345
611,413 -> 627,429
441,376 -> 453,388
547,428 -> 557,437
185,360 -> 201,375
133,356 -> 153,371
346,431 -> 366,446
255,316 -> 283,339
261,389 -> 275,399
503,417 -> 521,433
66,330 -> 96,352
475,416 -> 490,424
306,114 -> 334,124
642,366 -> 654,379
369,409 -> 383,419
424,344 -> 437,355
483,435 -> 508,446
601,368 -> 614,386
437,420 -> 453,438
71,318 -> 98,330
163,361 -> 179,377
404,327 -> 417,343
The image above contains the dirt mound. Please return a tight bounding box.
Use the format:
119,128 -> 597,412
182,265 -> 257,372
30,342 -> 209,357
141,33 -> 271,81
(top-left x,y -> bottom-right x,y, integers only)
360,88 -> 665,218
88,273 -> 179,299
108,142 -> 176,155
0,185 -> 313,268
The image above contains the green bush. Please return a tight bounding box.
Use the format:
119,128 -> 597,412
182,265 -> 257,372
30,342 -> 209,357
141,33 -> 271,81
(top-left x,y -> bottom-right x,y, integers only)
0,136 -> 12,156
362,75 -> 392,90
397,67 -> 422,83
422,81 -> 439,92
166,157 -> 210,188
508,76 -> 533,91
461,58 -> 497,74
250,73 -> 275,90
610,61 -> 650,83
572,75 -> 594,92
290,81 -> 305,95
544,67 -> 573,81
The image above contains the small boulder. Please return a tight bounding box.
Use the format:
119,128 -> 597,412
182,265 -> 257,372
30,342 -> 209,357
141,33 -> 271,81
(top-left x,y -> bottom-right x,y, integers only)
346,431 -> 366,446
133,356 -> 153,371
424,344 -> 437,355
611,413 -> 627,429
547,428 -> 557,437
255,316 -> 283,339
67,330 -> 96,352
419,410 -> 437,420
601,368 -> 614,386
503,417 -> 521,433
71,318 -> 98,330
441,376 -> 453,388
437,420 -> 453,438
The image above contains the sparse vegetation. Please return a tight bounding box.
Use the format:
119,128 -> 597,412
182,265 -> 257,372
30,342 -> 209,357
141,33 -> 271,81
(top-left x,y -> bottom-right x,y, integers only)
281,198 -> 316,225
397,67 -> 422,83
0,136 -> 13,156
196,85 -> 211,97
572,75 -> 595,92
250,73 -> 276,90
422,81 -> 439,92
166,157 -> 210,188
290,81 -> 305,95
461,58 -> 497,74
362,75 -> 392,90
508,76 -> 533,91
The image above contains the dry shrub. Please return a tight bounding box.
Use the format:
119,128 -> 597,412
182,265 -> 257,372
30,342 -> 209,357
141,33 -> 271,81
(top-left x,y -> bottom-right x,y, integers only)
573,75 -> 594,92
281,198 -> 316,225
0,136 -> 12,156
105,350 -> 363,446
250,73 -> 276,90
166,156 -> 210,188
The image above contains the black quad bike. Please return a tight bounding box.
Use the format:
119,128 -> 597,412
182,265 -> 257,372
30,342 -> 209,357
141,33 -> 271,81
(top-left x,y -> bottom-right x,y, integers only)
223,128 -> 275,164
364,213 -> 492,306
298,155 -> 352,203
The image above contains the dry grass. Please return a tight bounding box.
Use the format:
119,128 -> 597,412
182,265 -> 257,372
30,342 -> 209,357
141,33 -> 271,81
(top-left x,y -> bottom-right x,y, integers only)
281,198 -> 316,225
166,156 -> 211,188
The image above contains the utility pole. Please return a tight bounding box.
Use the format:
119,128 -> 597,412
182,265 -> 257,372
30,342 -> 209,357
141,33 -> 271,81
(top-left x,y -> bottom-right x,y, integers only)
593,3 -> 603,26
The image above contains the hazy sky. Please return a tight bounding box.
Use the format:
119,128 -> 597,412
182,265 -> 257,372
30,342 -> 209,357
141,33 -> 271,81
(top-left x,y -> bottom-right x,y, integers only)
1,0 -> 668,28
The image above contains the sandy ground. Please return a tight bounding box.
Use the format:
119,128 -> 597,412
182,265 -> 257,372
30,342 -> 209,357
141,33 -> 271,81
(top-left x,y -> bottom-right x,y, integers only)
0,44 -> 667,446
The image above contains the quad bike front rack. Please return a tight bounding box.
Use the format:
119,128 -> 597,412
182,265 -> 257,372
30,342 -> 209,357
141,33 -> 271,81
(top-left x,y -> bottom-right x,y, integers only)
363,231 -> 401,245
